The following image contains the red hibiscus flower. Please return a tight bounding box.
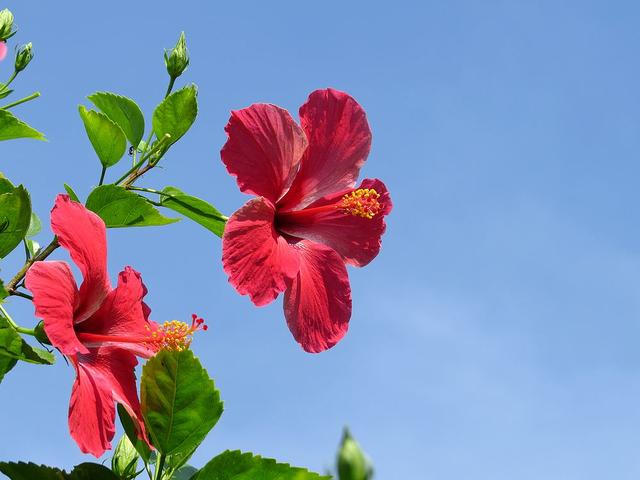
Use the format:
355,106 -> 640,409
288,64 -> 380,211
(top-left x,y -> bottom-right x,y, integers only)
25,195 -> 159,457
221,88 -> 392,353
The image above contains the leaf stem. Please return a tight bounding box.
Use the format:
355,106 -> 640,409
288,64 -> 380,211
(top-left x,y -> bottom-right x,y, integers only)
1,91 -> 40,110
5,237 -> 59,294
0,304 -> 35,336
9,290 -> 33,301
2,71 -> 17,90
153,453 -> 165,480
98,165 -> 107,186
127,186 -> 171,197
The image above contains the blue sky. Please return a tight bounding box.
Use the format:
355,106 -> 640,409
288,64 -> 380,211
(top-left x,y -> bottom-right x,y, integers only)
1,1 -> 640,478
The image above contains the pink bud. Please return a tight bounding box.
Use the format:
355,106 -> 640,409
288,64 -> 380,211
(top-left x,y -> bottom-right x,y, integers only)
0,42 -> 7,61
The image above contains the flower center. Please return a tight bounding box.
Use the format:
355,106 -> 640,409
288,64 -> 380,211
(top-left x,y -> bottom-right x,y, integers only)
148,314 -> 207,352
339,188 -> 381,219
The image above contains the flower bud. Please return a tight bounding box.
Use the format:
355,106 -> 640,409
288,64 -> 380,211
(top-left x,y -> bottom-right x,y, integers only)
0,9 -> 15,42
337,428 -> 374,480
111,434 -> 139,479
164,31 -> 189,79
14,42 -> 33,72
34,321 -> 51,345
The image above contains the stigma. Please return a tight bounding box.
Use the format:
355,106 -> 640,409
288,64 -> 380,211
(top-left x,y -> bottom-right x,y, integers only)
339,188 -> 382,219
148,314 -> 207,352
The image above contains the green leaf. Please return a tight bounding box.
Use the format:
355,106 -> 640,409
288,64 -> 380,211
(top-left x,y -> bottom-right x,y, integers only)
26,212 -> 41,237
0,175 -> 14,194
0,315 -> 55,365
0,185 -> 31,258
63,183 -> 81,202
68,463 -> 119,480
0,280 -> 7,302
0,355 -> 17,383
0,462 -> 66,479
141,349 -> 223,456
152,85 -> 197,145
111,434 -> 140,479
118,403 -> 152,463
0,110 -> 45,141
160,187 -> 226,237
88,92 -> 145,147
86,185 -> 179,228
0,86 -> 14,100
78,105 -> 127,167
26,238 -> 40,257
193,451 -> 330,480
172,465 -> 198,480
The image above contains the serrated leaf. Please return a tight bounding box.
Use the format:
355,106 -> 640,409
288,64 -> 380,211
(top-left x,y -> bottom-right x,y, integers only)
0,110 -> 45,141
26,212 -> 41,237
86,185 -> 179,228
0,315 -> 55,365
152,85 -> 197,146
0,462 -> 66,479
141,349 -> 223,456
63,183 -> 81,202
193,450 -> 330,480
160,186 -> 226,237
78,105 -> 127,167
0,185 -> 31,258
88,92 -> 145,147
118,404 -> 152,463
68,463 -> 119,480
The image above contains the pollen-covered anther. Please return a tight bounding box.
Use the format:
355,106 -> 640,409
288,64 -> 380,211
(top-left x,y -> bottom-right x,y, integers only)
339,188 -> 382,219
148,314 -> 207,352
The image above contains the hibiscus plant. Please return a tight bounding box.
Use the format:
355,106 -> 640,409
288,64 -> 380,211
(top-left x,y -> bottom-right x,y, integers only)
0,8 -> 388,480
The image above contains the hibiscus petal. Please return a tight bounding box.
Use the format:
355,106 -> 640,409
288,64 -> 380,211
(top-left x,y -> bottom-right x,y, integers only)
279,178 -> 392,267
283,241 -> 352,353
69,347 -> 148,457
68,358 -> 116,457
25,261 -> 87,355
77,266 -> 158,358
0,42 -> 7,62
278,89 -> 372,210
221,103 -> 308,203
223,197 -> 300,306
51,195 -> 110,323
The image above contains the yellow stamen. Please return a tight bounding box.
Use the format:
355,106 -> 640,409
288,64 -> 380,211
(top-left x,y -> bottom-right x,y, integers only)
339,188 -> 382,219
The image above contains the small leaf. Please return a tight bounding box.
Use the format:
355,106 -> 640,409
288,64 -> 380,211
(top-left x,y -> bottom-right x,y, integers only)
86,185 -> 179,228
118,404 -> 152,463
152,85 -> 197,146
88,92 -> 145,147
26,212 -> 41,237
0,185 -> 32,258
63,183 -> 81,202
192,450 -> 330,480
78,105 -> 127,167
0,110 -> 45,141
0,355 -> 17,383
0,462 -> 66,479
160,186 -> 226,237
26,238 -> 40,257
141,349 -> 223,456
0,315 -> 55,365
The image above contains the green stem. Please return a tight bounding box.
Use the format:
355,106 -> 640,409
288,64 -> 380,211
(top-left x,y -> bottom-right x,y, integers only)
9,290 -> 33,301
2,71 -> 17,90
0,304 -> 35,336
153,453 -> 165,480
1,91 -> 40,109
121,76 -> 176,187
6,238 -> 59,294
98,165 -> 107,186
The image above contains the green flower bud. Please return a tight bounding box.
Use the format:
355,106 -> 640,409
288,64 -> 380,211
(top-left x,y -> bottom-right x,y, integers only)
111,434 -> 139,480
337,428 -> 374,480
14,43 -> 33,72
0,9 -> 15,42
164,31 -> 189,79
